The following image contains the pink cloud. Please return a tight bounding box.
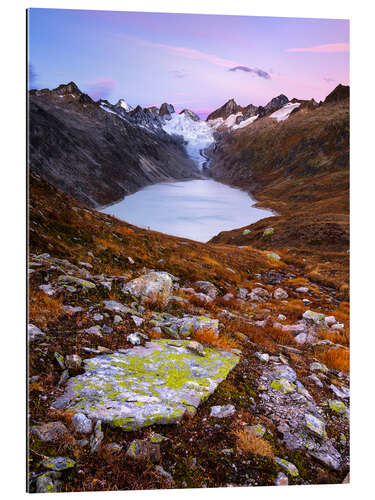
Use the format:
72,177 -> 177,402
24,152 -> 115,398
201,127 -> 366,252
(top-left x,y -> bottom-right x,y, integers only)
85,78 -> 117,100
139,39 -> 239,68
287,43 -> 349,53
87,77 -> 117,86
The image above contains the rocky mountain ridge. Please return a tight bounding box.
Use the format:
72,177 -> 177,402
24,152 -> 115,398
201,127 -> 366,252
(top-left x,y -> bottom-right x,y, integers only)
28,82 -> 201,208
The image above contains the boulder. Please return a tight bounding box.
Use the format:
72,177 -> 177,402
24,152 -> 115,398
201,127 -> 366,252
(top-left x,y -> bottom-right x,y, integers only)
31,421 -> 69,443
52,340 -> 239,431
122,272 -> 172,306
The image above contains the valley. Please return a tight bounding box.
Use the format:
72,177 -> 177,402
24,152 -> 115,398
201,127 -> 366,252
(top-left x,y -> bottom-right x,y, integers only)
27,82 -> 349,492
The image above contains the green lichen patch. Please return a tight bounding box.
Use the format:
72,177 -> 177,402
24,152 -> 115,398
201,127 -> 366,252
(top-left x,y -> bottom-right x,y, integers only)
52,340 -> 239,431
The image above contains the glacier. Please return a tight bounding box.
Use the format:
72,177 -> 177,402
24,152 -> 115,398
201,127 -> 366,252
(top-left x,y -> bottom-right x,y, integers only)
161,113 -> 215,170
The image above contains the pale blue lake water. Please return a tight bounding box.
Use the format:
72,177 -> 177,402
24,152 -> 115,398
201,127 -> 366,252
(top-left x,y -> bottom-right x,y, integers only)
102,179 -> 274,243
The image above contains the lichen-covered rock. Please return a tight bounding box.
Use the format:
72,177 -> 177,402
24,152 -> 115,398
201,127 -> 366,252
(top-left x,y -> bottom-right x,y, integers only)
303,310 -> 326,326
242,229 -> 251,235
58,275 -> 96,288
305,413 -> 326,439
41,456 -> 76,471
122,271 -> 172,306
52,340 -> 239,431
275,457 -> 299,477
310,362 -> 329,374
35,472 -> 62,493
28,323 -> 46,342
328,399 -> 348,415
263,228 -> 274,236
31,421 -> 69,443
271,378 -> 296,394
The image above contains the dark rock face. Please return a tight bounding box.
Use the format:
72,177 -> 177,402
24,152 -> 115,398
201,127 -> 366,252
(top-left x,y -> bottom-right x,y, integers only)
242,104 -> 259,120
147,106 -> 159,114
129,105 -> 163,128
324,84 -> 349,104
159,103 -> 175,116
28,83 -> 198,208
206,99 -> 243,121
207,95 -> 289,123
264,94 -> 289,115
179,109 -> 201,121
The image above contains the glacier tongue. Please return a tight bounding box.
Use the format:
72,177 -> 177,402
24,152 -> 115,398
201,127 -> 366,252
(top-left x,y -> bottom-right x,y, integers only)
162,113 -> 215,170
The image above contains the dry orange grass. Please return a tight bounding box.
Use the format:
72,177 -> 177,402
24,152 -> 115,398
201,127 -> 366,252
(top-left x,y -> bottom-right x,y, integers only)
319,327 -> 349,347
235,427 -> 274,458
114,226 -> 135,236
95,238 -> 122,253
316,347 -> 349,373
29,290 -> 66,328
192,328 -> 239,351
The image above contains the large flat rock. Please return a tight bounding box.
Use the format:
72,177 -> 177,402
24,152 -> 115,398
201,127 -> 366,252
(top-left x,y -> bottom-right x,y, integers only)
53,340 -> 239,430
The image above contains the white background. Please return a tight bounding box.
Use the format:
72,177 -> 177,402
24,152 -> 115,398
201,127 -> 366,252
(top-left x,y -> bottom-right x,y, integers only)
0,0 -> 373,498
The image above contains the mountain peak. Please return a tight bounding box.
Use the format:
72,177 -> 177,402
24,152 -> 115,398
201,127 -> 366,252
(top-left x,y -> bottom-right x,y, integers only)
179,109 -> 200,122
159,103 -> 175,116
324,84 -> 349,104
115,99 -> 133,112
54,81 -> 82,96
206,98 -> 242,121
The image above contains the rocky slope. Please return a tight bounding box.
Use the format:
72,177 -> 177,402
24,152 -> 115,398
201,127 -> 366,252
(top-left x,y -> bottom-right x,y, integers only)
28,83 -> 200,208
208,86 -> 349,295
28,174 -> 349,492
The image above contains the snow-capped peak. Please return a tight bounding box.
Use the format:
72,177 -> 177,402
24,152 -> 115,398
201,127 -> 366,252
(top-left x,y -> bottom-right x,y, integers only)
115,99 -> 133,112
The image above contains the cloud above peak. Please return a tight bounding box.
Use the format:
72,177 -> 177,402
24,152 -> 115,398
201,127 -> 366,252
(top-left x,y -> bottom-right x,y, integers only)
229,65 -> 271,79
85,78 -> 117,100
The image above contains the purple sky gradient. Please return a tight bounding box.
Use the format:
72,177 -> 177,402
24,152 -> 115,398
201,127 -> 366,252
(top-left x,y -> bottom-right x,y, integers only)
28,9 -> 349,119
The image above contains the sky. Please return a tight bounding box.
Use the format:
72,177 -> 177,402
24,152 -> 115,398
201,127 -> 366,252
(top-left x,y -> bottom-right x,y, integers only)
28,9 -> 349,119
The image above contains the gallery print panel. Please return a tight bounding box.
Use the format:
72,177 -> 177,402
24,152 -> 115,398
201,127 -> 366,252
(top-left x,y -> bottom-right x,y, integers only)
27,7 -> 349,493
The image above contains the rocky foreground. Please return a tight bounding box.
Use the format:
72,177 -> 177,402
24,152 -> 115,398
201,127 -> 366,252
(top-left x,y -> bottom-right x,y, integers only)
28,175 -> 349,492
